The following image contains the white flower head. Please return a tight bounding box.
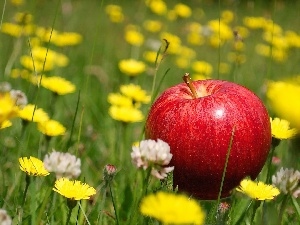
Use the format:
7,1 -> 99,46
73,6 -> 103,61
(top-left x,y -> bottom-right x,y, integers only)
10,89 -> 28,109
272,167 -> 300,197
43,150 -> 81,179
0,209 -> 12,225
131,139 -> 174,179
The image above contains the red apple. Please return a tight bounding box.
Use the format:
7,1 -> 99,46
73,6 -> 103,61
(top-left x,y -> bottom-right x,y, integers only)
145,75 -> 271,199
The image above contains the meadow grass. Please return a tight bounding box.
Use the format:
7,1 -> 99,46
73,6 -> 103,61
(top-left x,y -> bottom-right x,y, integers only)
1,0 -> 300,224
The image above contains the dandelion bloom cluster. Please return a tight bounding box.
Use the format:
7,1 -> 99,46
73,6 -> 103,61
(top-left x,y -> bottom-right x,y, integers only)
53,178 -> 96,200
36,27 -> 82,46
44,151 -> 81,179
270,117 -> 298,140
140,191 -> 205,225
119,84 -> 151,104
20,46 -> 69,72
108,84 -> 150,123
236,178 -> 280,200
272,167 -> 300,198
131,139 -> 174,179
19,156 -> 50,176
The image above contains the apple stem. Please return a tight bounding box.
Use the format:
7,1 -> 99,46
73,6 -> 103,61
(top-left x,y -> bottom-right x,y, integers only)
183,73 -> 198,99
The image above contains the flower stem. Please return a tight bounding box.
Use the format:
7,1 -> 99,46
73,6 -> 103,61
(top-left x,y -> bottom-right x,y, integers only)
265,145 -> 276,183
66,199 -> 77,225
182,73 -> 198,99
22,175 -> 31,206
108,182 -> 119,225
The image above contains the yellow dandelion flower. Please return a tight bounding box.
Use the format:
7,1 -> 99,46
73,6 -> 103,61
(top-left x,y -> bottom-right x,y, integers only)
143,20 -> 162,33
35,27 -> 59,43
109,105 -> 144,123
233,41 -> 245,51
21,46 -> 69,71
38,120 -> 66,136
52,32 -> 82,47
173,3 -> 192,18
270,117 -> 298,140
118,59 -> 146,76
18,104 -> 49,123
0,92 -> 19,125
53,178 -> 96,200
234,26 -> 249,39
41,76 -> 76,95
146,0 -> 167,15
243,16 -> 267,29
19,156 -> 50,176
208,20 -> 233,41
187,32 -> 205,46
143,51 -> 162,64
221,10 -> 234,24
105,4 -> 124,23
1,23 -> 24,37
285,30 -> 300,48
20,55 -> 52,72
236,178 -> 280,200
107,93 -> 133,107
192,61 -> 213,76
120,84 -> 151,104
266,80 -> 300,129
263,20 -> 282,35
160,32 -> 181,54
10,68 -> 31,80
0,120 -> 12,129
125,28 -> 144,46
140,191 -> 205,225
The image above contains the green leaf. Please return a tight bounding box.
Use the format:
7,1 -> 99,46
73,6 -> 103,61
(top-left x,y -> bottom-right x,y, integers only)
119,184 -> 133,222
230,197 -> 252,225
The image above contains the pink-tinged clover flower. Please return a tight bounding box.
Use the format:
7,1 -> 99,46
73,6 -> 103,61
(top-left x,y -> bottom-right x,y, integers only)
131,139 -> 174,179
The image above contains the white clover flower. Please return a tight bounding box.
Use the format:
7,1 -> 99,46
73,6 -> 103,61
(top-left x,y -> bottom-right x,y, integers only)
43,150 -> 81,179
0,209 -> 12,225
10,89 -> 27,109
272,167 -> 300,197
131,139 -> 174,180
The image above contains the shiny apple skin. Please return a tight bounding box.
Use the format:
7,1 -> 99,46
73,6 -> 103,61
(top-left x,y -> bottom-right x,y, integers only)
145,79 -> 271,199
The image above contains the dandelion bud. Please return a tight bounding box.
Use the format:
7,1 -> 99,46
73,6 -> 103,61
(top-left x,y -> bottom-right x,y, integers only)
103,164 -> 117,183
